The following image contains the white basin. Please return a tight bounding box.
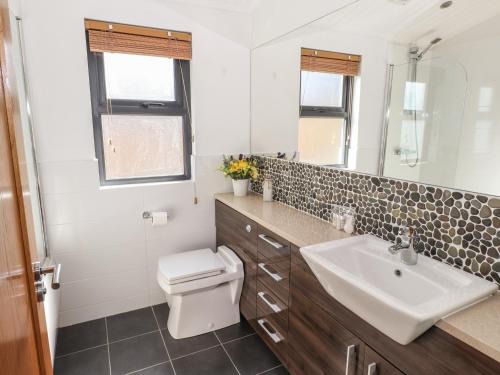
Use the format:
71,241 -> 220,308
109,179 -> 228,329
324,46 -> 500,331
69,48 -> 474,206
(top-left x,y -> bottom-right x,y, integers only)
300,234 -> 498,345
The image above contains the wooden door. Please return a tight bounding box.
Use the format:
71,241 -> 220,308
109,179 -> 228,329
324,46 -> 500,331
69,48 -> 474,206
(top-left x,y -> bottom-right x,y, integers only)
0,54 -> 41,375
0,0 -> 52,373
288,244 -> 364,375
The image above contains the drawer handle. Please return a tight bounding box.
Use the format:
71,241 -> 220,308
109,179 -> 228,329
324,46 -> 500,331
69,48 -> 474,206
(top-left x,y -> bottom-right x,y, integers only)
257,319 -> 283,343
258,234 -> 283,249
345,344 -> 357,375
367,363 -> 377,375
258,291 -> 282,313
258,263 -> 283,281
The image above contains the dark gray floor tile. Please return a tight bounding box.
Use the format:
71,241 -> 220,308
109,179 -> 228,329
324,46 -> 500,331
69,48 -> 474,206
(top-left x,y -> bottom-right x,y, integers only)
56,318 -> 107,356
109,331 -> 168,375
224,334 -> 280,375
215,317 -> 254,343
54,346 -> 109,375
160,329 -> 219,359
173,346 -> 238,375
133,362 -> 175,375
107,307 -> 158,342
152,303 -> 170,329
260,366 -> 290,375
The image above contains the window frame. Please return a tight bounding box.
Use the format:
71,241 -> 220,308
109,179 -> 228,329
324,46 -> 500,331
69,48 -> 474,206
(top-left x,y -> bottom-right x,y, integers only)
87,42 -> 192,186
299,72 -> 354,168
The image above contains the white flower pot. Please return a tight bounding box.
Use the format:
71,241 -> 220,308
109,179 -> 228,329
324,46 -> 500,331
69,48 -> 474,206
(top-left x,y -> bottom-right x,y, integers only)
232,179 -> 249,197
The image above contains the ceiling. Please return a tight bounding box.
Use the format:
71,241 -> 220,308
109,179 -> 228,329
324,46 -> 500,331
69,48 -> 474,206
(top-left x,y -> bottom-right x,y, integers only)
167,0 -> 500,48
170,0 -> 261,13
300,0 -> 500,47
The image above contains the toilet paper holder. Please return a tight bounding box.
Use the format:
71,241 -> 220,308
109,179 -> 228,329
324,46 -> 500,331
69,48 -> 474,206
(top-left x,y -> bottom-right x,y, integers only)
143,211 -> 169,220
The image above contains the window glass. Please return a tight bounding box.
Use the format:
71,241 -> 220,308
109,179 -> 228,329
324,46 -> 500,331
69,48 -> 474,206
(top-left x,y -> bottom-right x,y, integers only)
101,115 -> 184,179
103,52 -> 175,101
301,71 -> 344,107
298,117 -> 345,165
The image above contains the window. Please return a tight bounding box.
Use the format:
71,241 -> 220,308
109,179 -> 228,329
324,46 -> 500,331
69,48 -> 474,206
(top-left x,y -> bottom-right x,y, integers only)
86,20 -> 192,185
299,48 -> 360,167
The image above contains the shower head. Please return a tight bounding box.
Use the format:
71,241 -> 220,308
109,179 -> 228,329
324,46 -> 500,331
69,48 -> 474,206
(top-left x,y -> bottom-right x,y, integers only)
417,37 -> 442,60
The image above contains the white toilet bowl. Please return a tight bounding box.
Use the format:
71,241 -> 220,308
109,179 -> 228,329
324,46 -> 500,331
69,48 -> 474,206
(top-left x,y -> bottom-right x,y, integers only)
157,245 -> 244,339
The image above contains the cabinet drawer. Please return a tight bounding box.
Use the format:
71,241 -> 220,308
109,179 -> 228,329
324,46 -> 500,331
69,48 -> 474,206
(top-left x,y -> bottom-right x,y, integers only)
257,260 -> 289,304
256,305 -> 288,366
257,226 -> 290,262
256,281 -> 288,333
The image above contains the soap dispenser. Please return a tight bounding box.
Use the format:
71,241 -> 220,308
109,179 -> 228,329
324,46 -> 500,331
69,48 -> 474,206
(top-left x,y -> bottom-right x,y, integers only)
263,175 -> 273,202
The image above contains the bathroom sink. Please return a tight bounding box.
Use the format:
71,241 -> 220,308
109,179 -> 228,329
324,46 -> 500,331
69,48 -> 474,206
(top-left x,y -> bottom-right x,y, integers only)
300,234 -> 498,345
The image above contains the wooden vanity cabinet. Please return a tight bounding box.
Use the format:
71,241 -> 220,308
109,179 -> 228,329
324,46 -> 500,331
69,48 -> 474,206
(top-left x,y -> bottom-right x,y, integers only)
215,201 -> 258,325
215,200 -> 500,375
289,244 -> 500,375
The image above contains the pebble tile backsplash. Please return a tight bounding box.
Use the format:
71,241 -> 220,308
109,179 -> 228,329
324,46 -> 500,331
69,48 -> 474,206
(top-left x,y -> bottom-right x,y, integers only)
250,156 -> 500,285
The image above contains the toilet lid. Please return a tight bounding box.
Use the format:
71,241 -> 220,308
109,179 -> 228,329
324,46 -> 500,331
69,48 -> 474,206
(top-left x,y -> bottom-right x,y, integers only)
158,248 -> 226,285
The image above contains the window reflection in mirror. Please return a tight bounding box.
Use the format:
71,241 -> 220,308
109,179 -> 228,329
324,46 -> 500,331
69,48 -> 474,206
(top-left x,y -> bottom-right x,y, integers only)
298,48 -> 360,167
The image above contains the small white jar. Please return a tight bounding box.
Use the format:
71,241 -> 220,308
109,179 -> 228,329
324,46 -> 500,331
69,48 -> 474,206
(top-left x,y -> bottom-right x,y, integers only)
263,177 -> 273,202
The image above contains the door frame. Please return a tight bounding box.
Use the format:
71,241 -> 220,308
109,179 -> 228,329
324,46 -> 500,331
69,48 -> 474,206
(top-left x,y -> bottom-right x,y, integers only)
0,0 -> 53,373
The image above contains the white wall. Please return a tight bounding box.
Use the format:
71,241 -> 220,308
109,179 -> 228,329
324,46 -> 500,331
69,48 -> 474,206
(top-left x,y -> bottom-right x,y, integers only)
20,0 -> 251,326
251,28 -> 389,174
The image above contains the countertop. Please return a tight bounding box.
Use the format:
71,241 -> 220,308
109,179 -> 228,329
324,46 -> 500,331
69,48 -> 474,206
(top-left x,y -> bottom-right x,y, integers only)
214,192 -> 352,247
437,294 -> 500,362
215,192 -> 500,363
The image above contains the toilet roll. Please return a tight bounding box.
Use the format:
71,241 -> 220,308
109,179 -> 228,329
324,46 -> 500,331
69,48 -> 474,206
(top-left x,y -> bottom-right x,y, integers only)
151,211 -> 168,226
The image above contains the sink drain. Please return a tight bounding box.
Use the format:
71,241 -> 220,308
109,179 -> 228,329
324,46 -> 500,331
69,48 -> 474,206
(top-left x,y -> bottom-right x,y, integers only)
394,269 -> 402,277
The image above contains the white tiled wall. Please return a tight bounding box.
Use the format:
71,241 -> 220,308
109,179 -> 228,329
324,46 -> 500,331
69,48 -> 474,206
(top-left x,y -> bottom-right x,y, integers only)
41,157 -> 232,327
20,0 -> 251,327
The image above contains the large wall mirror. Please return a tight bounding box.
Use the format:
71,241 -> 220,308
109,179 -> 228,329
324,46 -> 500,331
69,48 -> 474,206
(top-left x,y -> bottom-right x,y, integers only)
250,0 -> 500,197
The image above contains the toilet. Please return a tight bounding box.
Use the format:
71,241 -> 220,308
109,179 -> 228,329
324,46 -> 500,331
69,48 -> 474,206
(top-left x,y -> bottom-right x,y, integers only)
157,245 -> 244,339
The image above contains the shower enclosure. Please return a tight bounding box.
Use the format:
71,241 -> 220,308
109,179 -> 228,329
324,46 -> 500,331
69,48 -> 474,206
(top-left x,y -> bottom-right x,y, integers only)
380,52 -> 467,188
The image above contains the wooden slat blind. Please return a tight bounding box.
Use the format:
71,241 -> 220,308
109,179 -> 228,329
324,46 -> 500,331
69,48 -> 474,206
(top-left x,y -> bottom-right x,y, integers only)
85,20 -> 192,60
301,48 -> 361,76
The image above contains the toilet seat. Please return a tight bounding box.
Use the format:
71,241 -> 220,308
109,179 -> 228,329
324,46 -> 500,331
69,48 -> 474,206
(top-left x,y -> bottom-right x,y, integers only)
157,246 -> 244,295
158,248 -> 226,285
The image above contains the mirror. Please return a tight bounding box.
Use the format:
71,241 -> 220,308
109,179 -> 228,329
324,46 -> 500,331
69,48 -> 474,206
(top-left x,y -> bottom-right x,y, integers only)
250,0 -> 500,197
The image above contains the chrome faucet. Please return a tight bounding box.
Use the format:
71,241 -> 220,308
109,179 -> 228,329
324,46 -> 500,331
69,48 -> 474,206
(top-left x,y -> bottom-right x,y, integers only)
388,224 -> 424,265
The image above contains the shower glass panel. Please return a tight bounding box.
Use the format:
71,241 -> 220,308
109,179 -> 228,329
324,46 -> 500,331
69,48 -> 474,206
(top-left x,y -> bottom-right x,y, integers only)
13,17 -> 49,260
382,57 -> 467,188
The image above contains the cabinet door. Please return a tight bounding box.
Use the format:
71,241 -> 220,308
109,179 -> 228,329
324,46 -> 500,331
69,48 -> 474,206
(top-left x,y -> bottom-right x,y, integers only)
363,347 -> 404,375
215,201 -> 258,324
288,284 -> 364,375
